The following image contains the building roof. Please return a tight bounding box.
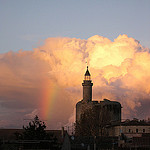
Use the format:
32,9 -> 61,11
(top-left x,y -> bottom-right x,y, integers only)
121,119 -> 150,126
106,119 -> 150,128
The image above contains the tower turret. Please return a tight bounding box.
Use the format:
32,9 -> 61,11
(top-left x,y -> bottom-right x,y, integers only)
82,66 -> 93,102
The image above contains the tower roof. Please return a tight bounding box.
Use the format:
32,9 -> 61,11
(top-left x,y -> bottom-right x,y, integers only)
84,66 -> 91,76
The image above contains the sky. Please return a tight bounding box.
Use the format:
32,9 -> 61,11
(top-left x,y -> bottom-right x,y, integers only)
1,0 -> 150,53
0,0 -> 150,129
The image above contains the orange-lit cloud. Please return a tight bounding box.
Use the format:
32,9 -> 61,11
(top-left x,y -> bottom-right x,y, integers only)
0,35 -> 150,129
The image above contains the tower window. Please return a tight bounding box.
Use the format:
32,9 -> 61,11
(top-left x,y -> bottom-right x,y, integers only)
136,129 -> 138,133
129,129 -> 131,133
143,129 -> 145,133
84,76 -> 91,80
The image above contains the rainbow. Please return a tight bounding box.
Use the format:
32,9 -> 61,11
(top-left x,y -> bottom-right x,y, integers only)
40,79 -> 59,120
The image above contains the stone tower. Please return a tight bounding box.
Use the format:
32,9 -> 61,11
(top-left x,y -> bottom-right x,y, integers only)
76,66 -> 122,136
76,66 -> 94,123
82,66 -> 93,102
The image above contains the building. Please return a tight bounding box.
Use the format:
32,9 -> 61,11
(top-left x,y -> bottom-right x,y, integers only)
105,119 -> 150,148
75,67 -> 150,149
76,66 -> 122,136
106,118 -> 150,138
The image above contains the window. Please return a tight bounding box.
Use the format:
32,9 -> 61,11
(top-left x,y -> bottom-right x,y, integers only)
136,129 -> 138,133
129,129 -> 131,133
143,129 -> 145,133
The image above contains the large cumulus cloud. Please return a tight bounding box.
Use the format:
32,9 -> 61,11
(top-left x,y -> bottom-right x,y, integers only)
0,35 -> 150,129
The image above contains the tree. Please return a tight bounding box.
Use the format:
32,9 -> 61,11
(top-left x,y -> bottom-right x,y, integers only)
22,115 -> 47,140
75,105 -> 112,136
75,107 -> 99,136
15,115 -> 59,150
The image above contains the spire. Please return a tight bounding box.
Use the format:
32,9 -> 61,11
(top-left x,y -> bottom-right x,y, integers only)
84,66 -> 91,80
84,66 -> 90,76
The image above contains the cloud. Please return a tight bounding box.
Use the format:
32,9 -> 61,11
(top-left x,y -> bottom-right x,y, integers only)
0,35 -> 150,129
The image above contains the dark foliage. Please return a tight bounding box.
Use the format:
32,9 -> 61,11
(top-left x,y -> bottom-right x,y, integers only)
75,107 -> 99,136
15,115 -> 60,150
75,105 -> 112,136
22,115 -> 47,140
